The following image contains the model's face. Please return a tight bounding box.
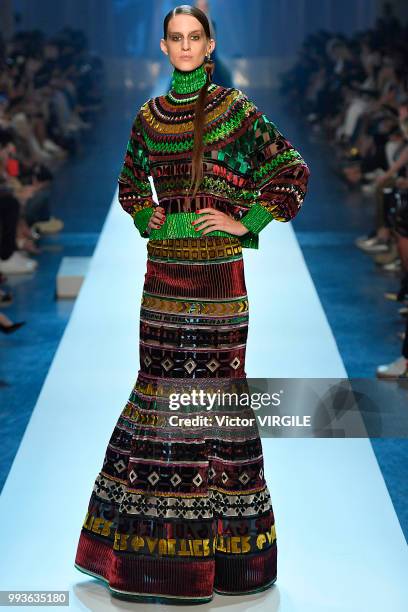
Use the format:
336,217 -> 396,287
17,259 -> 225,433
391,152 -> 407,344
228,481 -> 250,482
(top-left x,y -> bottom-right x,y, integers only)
160,14 -> 215,72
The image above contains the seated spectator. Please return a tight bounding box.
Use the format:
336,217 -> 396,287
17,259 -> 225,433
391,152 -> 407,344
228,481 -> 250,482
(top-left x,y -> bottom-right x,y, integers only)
0,128 -> 38,273
0,25 -> 105,337
279,1 -> 408,378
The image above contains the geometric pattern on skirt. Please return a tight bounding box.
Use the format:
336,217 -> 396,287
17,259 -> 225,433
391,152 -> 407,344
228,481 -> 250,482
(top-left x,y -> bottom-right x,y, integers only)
74,236 -> 277,604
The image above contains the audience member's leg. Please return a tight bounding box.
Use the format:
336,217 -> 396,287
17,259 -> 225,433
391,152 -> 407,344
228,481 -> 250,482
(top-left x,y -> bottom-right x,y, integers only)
0,195 -> 19,261
397,233 -> 408,371
24,187 -> 52,226
375,177 -> 396,240
0,195 -> 38,273
397,233 -> 408,271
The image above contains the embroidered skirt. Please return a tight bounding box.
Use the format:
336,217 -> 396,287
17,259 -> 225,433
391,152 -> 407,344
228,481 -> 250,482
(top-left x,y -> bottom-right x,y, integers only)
74,236 -> 277,604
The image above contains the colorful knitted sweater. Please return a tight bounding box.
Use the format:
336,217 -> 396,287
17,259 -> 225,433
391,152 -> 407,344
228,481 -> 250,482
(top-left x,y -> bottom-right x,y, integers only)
118,63 -> 310,249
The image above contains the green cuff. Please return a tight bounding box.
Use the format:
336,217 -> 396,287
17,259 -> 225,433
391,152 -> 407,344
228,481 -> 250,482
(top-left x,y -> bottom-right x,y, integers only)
239,232 -> 259,249
240,202 -> 275,235
133,207 -> 154,238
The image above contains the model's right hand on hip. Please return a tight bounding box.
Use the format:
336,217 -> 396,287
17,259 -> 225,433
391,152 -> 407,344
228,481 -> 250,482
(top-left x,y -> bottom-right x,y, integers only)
148,206 -> 166,230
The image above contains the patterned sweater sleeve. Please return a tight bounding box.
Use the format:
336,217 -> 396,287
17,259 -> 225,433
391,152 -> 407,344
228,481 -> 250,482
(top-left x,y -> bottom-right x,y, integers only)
240,103 -> 310,235
117,109 -> 155,237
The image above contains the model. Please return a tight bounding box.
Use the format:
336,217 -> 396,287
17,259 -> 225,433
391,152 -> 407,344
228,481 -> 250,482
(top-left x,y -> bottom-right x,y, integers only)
74,4 -> 310,605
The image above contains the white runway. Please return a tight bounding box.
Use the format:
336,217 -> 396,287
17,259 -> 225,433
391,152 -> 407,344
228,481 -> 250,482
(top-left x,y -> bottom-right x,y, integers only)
0,186 -> 407,611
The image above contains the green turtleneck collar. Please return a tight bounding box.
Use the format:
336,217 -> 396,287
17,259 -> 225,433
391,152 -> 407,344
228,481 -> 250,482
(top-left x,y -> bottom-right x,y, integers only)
170,62 -> 207,94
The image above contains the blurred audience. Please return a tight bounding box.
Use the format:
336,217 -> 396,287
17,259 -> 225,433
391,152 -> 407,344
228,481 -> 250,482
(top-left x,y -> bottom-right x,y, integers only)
0,26 -> 104,332
279,2 -> 408,378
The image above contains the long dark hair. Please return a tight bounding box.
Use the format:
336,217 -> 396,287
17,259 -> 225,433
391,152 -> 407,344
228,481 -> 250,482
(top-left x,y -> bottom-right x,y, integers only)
163,5 -> 215,201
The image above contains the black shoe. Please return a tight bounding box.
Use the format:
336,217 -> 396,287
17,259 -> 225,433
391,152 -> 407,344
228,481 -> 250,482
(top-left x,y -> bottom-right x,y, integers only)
0,321 -> 26,334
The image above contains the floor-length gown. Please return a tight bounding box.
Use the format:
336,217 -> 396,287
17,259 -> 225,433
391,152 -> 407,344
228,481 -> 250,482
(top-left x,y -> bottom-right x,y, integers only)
74,235 -> 277,603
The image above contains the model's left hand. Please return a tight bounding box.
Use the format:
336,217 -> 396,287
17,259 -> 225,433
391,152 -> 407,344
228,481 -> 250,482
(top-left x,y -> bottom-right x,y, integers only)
191,208 -> 248,236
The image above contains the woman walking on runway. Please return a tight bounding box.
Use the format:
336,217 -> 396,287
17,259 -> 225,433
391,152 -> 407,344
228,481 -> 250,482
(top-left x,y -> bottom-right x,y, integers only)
74,4 -> 310,604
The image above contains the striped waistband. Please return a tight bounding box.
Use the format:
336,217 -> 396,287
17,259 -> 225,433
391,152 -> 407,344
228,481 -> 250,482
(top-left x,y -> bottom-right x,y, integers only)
147,237 -> 243,261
